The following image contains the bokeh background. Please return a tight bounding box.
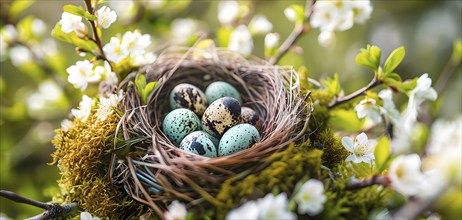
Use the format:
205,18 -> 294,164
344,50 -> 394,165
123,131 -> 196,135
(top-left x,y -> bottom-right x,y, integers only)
0,0 -> 460,218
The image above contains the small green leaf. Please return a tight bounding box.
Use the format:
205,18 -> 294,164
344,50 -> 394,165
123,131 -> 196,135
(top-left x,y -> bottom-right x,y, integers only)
63,5 -> 86,17
356,44 -> 382,71
216,27 -> 232,47
374,136 -> 391,173
383,47 -> 405,74
451,40 -> 462,64
386,72 -> 402,82
321,73 -> 342,96
9,0 -> 35,18
135,74 -> 159,104
51,23 -> 97,52
84,11 -> 97,21
287,4 -> 305,24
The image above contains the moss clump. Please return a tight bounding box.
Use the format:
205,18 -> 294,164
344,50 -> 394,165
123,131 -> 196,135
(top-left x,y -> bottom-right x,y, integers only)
214,144 -> 324,217
51,113 -> 149,218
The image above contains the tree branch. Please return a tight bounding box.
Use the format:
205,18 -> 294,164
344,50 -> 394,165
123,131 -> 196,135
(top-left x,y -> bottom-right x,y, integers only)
328,76 -> 381,109
346,175 -> 390,190
84,0 -> 107,61
268,0 -> 315,65
0,190 -> 79,220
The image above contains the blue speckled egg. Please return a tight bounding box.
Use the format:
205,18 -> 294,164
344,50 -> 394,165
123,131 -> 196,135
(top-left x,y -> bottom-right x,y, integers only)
239,107 -> 260,126
205,81 -> 242,104
169,83 -> 208,116
198,130 -> 220,147
180,131 -> 218,158
202,97 -> 241,137
162,108 -> 200,146
218,124 -> 261,156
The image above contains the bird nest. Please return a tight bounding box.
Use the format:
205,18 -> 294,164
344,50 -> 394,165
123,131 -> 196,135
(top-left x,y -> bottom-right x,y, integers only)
110,46 -> 312,215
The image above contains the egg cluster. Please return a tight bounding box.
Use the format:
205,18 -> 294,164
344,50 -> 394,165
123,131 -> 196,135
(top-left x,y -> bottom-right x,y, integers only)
162,81 -> 261,158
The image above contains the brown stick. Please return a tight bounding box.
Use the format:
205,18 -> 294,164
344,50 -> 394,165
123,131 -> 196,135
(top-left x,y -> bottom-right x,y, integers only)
345,175 -> 390,190
268,0 -> 315,65
0,190 -> 79,220
328,76 -> 381,109
84,0 -> 107,61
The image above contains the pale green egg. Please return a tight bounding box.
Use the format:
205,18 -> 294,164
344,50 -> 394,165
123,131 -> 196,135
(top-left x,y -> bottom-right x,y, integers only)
218,124 -> 260,156
205,81 -> 242,104
180,131 -> 218,158
162,108 -> 201,146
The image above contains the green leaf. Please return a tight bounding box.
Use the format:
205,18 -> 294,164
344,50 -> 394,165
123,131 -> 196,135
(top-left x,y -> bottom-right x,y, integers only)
355,44 -> 382,71
216,27 -> 232,47
84,11 -> 97,21
374,136 -> 391,173
287,4 -> 305,24
51,23 -> 97,52
9,0 -> 35,17
329,109 -> 365,132
321,73 -> 342,96
451,40 -> 462,64
135,74 -> 159,104
386,72 -> 402,82
63,5 -> 86,17
383,47 -> 405,74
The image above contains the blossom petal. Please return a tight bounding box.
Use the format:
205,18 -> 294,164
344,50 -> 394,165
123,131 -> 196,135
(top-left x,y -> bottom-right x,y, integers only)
342,137 -> 355,152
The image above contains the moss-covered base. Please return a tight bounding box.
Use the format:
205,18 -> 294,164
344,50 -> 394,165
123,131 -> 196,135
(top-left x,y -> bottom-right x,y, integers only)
51,113 -> 150,219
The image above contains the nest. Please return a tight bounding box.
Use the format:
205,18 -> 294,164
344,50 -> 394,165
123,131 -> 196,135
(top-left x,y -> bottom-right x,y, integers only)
111,46 -> 312,215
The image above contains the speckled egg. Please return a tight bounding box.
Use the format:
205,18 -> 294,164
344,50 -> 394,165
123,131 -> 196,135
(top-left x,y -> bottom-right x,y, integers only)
202,97 -> 241,137
218,124 -> 261,156
180,131 -> 218,158
205,81 -> 242,104
239,107 -> 260,126
162,108 -> 201,146
169,83 -> 208,116
198,130 -> 220,147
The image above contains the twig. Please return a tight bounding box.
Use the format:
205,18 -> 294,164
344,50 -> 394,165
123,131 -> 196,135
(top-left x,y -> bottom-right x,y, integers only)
84,0 -> 107,61
328,76 -> 381,109
268,0 -> 315,65
0,190 -> 79,220
434,49 -> 461,94
345,175 -> 390,190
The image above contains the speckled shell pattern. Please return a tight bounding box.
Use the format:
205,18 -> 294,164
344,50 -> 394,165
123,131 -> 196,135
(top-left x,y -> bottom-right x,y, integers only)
180,131 -> 218,158
162,108 -> 201,146
169,83 -> 208,116
202,97 -> 241,137
219,124 -> 261,156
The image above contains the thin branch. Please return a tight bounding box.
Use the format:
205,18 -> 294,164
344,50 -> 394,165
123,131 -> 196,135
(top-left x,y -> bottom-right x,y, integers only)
268,0 -> 315,65
328,76 -> 381,109
345,175 -> 390,190
84,0 -> 107,61
0,190 -> 79,220
434,51 -> 461,94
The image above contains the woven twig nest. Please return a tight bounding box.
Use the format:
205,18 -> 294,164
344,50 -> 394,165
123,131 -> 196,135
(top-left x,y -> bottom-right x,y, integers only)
111,46 -> 311,215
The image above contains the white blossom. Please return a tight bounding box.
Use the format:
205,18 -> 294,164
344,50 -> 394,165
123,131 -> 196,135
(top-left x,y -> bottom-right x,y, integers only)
9,45 -> 33,66
164,201 -> 187,220
226,200 -> 259,220
80,211 -> 100,220
131,52 -> 157,66
1,24 -> 18,42
61,119 -> 73,131
103,37 -> 128,64
350,0 -> 373,23
228,25 -> 253,56
426,117 -> 461,155
284,7 -> 297,23
96,90 -> 123,121
59,12 -> 87,37
378,89 -> 400,125
294,179 -> 327,215
95,6 -> 117,29
388,154 -> 426,197
264,33 -> 280,49
171,18 -> 199,44
121,30 -> 151,56
342,132 -> 375,164
67,60 -> 100,90
249,15 -> 273,35
72,95 -> 94,122
257,193 -> 296,220
318,30 -> 336,47
31,18 -> 47,36
226,193 -> 296,220
354,98 -> 383,124
218,1 -> 240,26
26,80 -> 64,119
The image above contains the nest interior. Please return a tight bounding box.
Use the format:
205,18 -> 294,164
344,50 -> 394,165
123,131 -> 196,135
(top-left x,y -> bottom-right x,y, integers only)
111,47 -> 311,214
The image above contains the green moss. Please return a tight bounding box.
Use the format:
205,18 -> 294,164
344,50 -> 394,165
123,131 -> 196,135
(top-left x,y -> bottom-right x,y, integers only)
213,144 -> 324,218
51,113 -> 150,219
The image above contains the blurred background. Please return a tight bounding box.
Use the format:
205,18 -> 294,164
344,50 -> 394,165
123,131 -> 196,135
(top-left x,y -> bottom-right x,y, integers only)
0,0 -> 460,218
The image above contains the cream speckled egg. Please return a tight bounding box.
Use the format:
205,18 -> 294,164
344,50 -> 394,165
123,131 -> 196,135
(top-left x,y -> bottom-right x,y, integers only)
180,131 -> 218,158
169,83 -> 208,116
202,97 -> 241,137
218,124 -> 260,156
205,81 -> 242,104
162,108 -> 201,146
239,107 -> 260,126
